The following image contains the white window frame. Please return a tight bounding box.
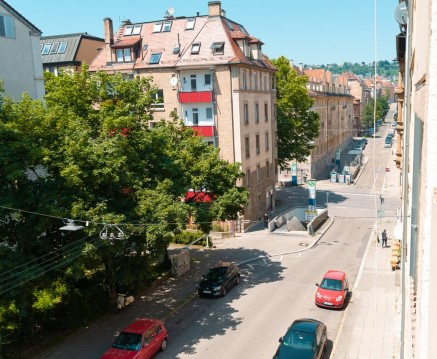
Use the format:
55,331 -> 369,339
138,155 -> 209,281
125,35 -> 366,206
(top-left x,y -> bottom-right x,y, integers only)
124,26 -> 133,36
185,18 -> 195,30
151,89 -> 164,110
132,25 -> 142,35
191,43 -> 201,54
162,21 -> 172,32
153,22 -> 163,33
58,42 -> 67,54
42,43 -> 51,55
211,42 -> 224,55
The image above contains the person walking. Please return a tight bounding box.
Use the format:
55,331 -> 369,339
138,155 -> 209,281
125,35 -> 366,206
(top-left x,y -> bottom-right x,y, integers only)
263,213 -> 269,229
380,195 -> 384,205
381,229 -> 388,248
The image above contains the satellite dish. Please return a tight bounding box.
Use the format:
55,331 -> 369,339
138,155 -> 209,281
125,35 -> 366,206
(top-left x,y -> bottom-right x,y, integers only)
164,7 -> 174,18
170,77 -> 178,87
394,1 -> 408,25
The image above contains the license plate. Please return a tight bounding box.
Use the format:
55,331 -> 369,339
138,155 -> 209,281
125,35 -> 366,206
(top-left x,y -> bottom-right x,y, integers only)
203,290 -> 211,294
323,302 -> 333,306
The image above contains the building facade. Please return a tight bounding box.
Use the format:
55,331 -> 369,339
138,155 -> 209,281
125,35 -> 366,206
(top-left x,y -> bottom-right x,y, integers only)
0,0 -> 44,100
89,1 -> 278,226
395,0 -> 437,358
40,33 -> 104,75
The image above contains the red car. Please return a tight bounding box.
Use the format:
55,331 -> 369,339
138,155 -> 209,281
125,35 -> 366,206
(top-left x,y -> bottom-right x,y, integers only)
101,318 -> 168,359
315,270 -> 349,309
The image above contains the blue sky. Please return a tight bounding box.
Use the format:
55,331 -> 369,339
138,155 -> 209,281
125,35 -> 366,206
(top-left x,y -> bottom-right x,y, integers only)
9,0 -> 400,65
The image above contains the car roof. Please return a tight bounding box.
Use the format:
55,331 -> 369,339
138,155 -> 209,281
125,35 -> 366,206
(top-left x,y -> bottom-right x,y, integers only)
122,319 -> 161,334
324,270 -> 346,280
290,318 -> 323,333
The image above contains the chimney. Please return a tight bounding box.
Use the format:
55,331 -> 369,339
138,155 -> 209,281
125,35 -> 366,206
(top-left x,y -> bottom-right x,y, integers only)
208,1 -> 222,17
103,17 -> 114,64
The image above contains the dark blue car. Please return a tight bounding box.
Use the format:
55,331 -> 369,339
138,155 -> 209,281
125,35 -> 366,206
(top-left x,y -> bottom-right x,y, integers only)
273,318 -> 327,359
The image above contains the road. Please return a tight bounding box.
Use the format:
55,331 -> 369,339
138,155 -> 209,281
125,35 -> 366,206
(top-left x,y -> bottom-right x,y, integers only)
38,112 -> 399,359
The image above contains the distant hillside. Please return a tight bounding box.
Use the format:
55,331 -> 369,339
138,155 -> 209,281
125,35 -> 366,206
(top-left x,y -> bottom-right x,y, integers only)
305,61 -> 399,80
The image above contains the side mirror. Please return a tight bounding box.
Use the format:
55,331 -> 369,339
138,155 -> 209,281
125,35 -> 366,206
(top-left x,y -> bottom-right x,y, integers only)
279,337 -> 283,343
315,283 -> 319,287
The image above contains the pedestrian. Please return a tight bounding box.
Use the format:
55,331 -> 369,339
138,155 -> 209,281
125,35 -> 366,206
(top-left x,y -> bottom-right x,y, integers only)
381,229 -> 388,248
263,213 -> 269,229
380,195 -> 384,204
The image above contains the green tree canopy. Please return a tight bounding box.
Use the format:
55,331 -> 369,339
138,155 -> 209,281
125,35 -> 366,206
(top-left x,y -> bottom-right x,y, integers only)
271,56 -> 320,168
0,67 -> 247,353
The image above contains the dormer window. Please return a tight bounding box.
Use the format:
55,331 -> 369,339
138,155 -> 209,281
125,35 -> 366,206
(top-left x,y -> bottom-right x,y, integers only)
124,26 -> 133,35
191,43 -> 201,54
149,52 -> 161,64
153,22 -> 162,33
162,21 -> 172,32
211,42 -> 224,55
185,18 -> 195,30
42,43 -> 51,55
58,42 -> 68,54
132,25 -> 142,35
50,43 -> 59,54
116,48 -> 132,62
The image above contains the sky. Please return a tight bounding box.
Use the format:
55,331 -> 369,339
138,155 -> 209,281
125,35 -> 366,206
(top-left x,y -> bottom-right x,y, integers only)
9,0 -> 400,65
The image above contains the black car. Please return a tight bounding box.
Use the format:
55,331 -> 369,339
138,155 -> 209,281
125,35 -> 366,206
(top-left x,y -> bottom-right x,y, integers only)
198,262 -> 240,297
273,318 -> 327,359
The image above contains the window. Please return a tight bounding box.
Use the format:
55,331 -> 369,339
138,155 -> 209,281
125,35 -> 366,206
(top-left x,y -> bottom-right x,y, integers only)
211,42 -> 224,55
173,44 -> 180,54
245,137 -> 250,158
143,44 -> 148,51
204,74 -> 211,86
153,22 -> 162,33
266,161 -> 270,178
132,25 -> 142,35
226,19 -> 234,31
242,71 -> 247,89
192,108 -> 199,125
256,135 -> 260,154
151,89 -> 164,109
264,103 -> 268,122
116,48 -> 132,62
124,26 -> 133,36
253,72 -> 258,90
244,103 -> 249,124
206,107 -> 213,119
0,14 -> 14,38
185,18 -> 195,30
42,43 -> 51,55
190,75 -> 197,91
162,21 -> 172,32
50,42 -> 59,54
255,103 -> 259,123
191,43 -> 201,54
256,165 -> 261,182
265,132 -> 269,150
246,169 -> 250,187
58,42 -> 67,54
263,75 -> 268,91
149,52 -> 161,64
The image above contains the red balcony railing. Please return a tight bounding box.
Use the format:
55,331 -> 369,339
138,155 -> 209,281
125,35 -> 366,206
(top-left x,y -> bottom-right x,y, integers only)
191,126 -> 216,137
179,91 -> 212,104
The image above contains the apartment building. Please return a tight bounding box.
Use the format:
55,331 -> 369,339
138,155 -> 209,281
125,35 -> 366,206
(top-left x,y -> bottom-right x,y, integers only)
0,0 -> 44,100
40,33 -> 104,75
89,1 -> 277,226
395,1 -> 437,358
278,68 -> 354,180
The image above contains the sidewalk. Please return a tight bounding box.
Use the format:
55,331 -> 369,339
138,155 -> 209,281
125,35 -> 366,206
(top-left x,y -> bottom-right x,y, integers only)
330,148 -> 402,358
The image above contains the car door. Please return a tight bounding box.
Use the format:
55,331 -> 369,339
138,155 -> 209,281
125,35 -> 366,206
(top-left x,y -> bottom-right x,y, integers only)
315,326 -> 324,359
142,328 -> 157,359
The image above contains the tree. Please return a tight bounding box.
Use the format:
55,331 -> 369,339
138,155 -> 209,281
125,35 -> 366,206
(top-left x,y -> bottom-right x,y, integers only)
271,56 -> 320,168
0,67 -> 247,353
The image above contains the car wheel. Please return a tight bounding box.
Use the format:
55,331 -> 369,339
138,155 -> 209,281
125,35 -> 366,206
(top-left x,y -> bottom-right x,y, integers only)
160,338 -> 167,351
222,286 -> 227,296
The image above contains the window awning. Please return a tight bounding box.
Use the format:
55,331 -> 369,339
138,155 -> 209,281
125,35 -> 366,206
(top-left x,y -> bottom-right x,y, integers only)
111,37 -> 141,49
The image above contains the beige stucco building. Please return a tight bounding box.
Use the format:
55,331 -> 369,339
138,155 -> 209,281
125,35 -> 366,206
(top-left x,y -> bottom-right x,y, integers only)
89,1 -> 277,226
0,0 -> 44,100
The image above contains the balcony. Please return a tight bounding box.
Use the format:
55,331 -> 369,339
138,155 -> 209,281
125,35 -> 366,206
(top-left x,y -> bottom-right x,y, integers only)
190,126 -> 216,137
179,91 -> 212,104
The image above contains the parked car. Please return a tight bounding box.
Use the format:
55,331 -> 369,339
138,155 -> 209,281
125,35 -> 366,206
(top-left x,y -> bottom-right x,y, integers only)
100,318 -> 168,359
273,318 -> 327,359
198,261 -> 240,297
315,270 -> 349,309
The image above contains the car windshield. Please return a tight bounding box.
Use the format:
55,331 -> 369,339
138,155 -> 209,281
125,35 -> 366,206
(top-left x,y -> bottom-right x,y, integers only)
112,332 -> 142,351
320,278 -> 343,291
282,330 -> 314,350
205,267 -> 227,281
